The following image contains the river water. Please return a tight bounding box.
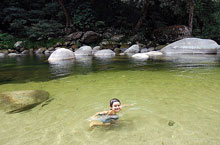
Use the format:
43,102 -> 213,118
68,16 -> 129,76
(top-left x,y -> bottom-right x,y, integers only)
0,54 -> 220,145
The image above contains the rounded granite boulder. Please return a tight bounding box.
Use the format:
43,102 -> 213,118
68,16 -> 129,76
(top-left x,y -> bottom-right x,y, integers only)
48,48 -> 75,62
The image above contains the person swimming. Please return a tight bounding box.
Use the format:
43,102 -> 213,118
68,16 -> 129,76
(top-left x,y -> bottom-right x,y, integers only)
89,98 -> 132,128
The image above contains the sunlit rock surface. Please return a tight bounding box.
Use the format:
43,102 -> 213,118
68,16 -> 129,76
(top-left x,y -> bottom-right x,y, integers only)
48,48 -> 74,62
8,53 -> 20,57
132,53 -> 149,60
94,49 -> 115,57
124,44 -> 140,54
161,38 -> 220,54
145,51 -> 163,57
74,46 -> 92,56
0,90 -> 49,113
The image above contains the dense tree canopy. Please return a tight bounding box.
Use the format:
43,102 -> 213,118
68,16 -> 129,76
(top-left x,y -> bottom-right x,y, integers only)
0,0 -> 219,42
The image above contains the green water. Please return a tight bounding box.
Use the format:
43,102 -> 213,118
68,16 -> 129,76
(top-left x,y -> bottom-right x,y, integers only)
0,55 -> 220,145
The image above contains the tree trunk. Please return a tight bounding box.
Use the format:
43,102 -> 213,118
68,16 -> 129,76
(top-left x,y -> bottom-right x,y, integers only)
58,0 -> 71,29
188,0 -> 194,35
134,0 -> 149,32
91,0 -> 95,7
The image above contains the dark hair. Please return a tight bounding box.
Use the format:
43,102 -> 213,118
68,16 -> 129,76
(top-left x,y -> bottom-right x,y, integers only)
110,98 -> 121,107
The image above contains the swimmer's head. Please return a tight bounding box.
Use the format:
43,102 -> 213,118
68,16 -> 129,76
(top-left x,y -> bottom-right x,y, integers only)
110,98 -> 121,112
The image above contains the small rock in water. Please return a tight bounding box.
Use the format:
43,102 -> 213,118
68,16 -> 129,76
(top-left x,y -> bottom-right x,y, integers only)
168,120 -> 175,126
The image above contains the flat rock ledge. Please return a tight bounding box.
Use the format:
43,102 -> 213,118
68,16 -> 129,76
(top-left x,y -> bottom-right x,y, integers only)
161,38 -> 220,54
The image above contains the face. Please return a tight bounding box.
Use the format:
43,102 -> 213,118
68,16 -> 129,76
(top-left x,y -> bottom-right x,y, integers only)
111,102 -> 121,112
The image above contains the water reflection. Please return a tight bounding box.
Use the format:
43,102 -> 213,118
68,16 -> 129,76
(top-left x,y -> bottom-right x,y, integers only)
1,54 -> 220,83
49,59 -> 74,77
130,58 -> 148,67
0,54 -> 5,58
165,54 -> 218,62
94,56 -> 115,65
75,56 -> 92,68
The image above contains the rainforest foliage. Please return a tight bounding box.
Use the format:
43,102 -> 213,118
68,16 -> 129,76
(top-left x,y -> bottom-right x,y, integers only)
0,0 -> 220,42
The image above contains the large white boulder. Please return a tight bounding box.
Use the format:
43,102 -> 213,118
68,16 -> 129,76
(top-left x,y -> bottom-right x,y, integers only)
132,53 -> 149,60
124,44 -> 140,54
94,49 -> 115,57
161,38 -> 220,54
48,48 -> 74,62
74,46 -> 92,56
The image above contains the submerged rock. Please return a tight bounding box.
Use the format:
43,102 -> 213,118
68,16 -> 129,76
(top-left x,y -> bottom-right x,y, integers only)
168,120 -> 175,126
0,90 -> 49,113
48,48 -> 75,62
161,38 -> 220,54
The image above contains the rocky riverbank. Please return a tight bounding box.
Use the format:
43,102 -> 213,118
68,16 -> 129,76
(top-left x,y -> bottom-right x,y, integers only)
1,28 -> 220,59
0,30 -> 164,58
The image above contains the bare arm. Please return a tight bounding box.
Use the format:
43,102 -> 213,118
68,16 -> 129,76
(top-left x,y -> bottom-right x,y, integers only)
92,111 -> 108,117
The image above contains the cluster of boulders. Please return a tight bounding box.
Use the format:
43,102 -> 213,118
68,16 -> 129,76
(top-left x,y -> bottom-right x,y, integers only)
48,44 -> 165,62
0,26 -> 220,58
48,37 -> 220,62
0,29 -> 158,57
